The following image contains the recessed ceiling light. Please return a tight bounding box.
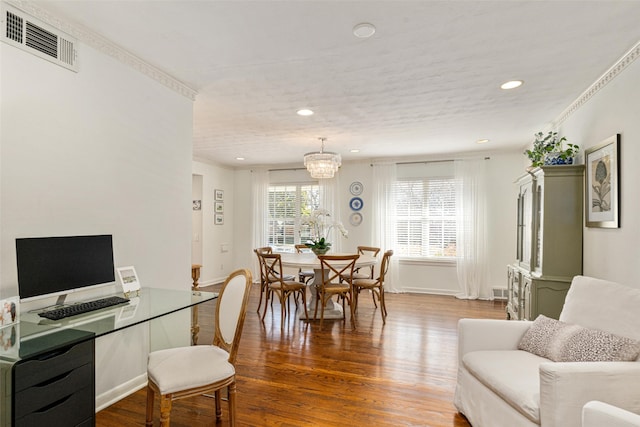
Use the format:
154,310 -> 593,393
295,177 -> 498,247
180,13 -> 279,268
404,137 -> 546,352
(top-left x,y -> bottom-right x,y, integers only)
235,157 -> 245,161
353,23 -> 376,38
297,109 -> 314,116
350,149 -> 360,153
500,80 -> 524,90
477,139 -> 490,144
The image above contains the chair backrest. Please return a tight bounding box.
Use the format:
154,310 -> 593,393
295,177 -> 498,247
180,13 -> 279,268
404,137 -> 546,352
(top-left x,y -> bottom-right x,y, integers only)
213,268 -> 253,364
560,275 -> 640,341
294,244 -> 312,254
258,253 -> 286,284
318,254 -> 360,286
254,247 -> 273,284
377,250 -> 394,283
357,246 -> 381,257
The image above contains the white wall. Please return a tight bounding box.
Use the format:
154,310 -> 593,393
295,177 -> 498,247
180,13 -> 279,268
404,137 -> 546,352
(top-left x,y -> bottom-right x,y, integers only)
1,39 -> 193,405
192,160 -> 237,285
558,58 -> 640,287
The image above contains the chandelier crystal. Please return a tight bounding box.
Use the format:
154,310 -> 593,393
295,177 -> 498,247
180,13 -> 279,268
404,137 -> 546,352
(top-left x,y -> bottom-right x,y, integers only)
304,137 -> 342,179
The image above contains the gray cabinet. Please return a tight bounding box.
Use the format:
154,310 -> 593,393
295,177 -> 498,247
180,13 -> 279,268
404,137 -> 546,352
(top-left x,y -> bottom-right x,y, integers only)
507,165 -> 584,320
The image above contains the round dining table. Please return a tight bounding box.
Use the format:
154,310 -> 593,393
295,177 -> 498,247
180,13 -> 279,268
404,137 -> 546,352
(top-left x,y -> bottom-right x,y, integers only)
280,252 -> 377,319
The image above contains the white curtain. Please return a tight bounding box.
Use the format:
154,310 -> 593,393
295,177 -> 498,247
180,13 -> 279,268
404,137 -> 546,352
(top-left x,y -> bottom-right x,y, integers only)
454,159 -> 491,299
371,162 -> 400,292
251,168 -> 269,280
319,173 -> 344,252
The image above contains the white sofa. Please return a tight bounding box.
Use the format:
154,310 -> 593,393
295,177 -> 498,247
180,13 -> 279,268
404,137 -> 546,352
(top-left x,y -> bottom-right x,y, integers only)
583,401 -> 640,427
454,275 -> 640,427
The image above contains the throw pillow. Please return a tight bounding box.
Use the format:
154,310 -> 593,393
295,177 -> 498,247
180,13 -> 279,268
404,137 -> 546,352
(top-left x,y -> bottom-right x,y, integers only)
518,315 -> 640,362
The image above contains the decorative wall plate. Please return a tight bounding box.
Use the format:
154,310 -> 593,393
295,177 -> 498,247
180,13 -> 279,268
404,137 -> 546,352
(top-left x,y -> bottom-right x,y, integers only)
349,212 -> 363,226
349,181 -> 364,196
349,197 -> 363,211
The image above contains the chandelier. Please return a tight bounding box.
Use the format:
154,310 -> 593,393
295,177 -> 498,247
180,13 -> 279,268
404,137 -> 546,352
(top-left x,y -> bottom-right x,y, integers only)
303,137 -> 342,179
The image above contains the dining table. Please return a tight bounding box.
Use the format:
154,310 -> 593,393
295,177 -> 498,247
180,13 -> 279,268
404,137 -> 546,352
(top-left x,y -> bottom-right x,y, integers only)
279,252 -> 378,319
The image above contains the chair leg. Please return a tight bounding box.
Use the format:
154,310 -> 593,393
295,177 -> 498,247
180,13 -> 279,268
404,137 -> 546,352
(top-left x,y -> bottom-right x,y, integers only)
228,382 -> 237,426
215,389 -> 222,420
158,393 -> 172,427
371,289 -> 378,308
145,385 -> 154,427
300,288 -> 309,320
256,281 -> 266,313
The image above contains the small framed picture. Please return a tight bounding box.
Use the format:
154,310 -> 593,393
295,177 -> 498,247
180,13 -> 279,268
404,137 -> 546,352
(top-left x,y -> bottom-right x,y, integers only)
585,134 -> 620,228
0,297 -> 19,327
117,266 -> 141,297
193,200 -> 201,211
215,214 -> 224,225
215,189 -> 224,201
215,201 -> 224,213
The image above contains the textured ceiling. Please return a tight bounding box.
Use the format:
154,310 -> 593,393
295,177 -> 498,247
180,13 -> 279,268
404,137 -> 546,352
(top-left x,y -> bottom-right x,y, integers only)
36,1 -> 640,167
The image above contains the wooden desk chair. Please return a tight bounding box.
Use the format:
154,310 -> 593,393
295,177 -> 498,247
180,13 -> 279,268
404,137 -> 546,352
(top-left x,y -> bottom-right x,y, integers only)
294,244 -> 315,284
145,268 -> 252,427
315,254 -> 360,330
258,253 -> 308,328
353,250 -> 393,324
254,247 -> 272,313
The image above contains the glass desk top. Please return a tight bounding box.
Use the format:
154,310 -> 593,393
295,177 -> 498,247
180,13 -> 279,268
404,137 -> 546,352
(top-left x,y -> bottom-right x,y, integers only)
0,287 -> 217,362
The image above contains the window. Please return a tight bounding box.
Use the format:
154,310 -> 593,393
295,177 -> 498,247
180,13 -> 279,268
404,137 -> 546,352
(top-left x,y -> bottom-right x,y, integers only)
267,183 -> 320,251
394,177 -> 457,258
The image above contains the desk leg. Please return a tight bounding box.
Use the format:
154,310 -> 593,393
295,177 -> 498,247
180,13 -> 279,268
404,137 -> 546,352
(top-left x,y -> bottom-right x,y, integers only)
191,265 -> 202,345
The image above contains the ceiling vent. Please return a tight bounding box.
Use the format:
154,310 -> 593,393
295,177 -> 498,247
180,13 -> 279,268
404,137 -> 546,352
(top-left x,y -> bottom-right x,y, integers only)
1,4 -> 78,72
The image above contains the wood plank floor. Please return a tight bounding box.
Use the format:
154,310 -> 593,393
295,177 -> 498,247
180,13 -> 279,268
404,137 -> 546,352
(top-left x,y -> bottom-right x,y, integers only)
97,284 -> 506,426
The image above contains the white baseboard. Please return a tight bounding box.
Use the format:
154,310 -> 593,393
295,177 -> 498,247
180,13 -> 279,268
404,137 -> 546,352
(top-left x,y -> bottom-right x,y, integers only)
401,287 -> 458,296
96,373 -> 147,412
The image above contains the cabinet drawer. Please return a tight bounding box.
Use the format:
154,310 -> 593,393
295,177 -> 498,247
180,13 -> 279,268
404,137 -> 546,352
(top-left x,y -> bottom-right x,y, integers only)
13,339 -> 93,392
14,385 -> 94,427
14,363 -> 93,418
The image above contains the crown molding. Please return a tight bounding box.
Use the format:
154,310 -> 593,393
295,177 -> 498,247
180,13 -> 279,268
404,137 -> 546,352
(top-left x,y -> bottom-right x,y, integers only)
554,40 -> 640,126
6,0 -> 197,101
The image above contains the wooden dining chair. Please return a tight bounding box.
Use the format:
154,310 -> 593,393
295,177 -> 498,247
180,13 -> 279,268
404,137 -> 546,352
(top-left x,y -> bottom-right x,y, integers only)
254,246 -> 273,313
258,253 -> 308,328
315,254 -> 360,330
145,268 -> 252,427
294,244 -> 315,284
353,250 -> 393,323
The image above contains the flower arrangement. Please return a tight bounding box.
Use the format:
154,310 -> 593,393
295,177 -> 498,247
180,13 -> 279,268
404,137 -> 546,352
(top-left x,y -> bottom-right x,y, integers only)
301,209 -> 348,255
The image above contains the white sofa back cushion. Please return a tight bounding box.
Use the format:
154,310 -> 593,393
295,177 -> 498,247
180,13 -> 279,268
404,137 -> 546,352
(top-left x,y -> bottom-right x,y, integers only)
560,275 -> 640,342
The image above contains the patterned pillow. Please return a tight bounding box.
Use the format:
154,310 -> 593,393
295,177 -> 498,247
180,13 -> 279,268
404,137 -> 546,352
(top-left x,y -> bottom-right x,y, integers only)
518,315 -> 640,362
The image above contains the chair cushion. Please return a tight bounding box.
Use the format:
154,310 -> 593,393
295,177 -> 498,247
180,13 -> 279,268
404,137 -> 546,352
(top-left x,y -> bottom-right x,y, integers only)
518,315 -> 640,362
148,345 -> 234,394
463,350 -> 549,423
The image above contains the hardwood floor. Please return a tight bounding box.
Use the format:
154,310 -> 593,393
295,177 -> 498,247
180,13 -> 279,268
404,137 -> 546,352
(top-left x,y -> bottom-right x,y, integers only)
97,284 -> 506,426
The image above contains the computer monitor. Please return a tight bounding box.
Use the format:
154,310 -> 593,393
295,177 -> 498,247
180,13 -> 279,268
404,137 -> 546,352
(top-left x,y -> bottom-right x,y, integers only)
15,235 -> 116,302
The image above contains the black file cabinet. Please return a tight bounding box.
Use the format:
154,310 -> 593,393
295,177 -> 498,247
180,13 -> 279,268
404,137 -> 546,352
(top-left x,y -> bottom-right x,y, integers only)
11,331 -> 95,427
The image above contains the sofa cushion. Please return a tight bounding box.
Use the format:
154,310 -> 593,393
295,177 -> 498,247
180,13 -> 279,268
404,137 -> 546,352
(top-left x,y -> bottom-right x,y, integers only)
463,350 -> 549,423
519,315 -> 640,362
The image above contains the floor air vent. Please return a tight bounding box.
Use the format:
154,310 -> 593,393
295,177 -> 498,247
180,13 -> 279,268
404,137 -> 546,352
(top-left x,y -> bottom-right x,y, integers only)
2,4 -> 78,72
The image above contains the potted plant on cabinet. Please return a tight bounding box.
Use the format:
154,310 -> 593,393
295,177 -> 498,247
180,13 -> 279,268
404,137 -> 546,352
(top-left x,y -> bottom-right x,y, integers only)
524,131 -> 579,168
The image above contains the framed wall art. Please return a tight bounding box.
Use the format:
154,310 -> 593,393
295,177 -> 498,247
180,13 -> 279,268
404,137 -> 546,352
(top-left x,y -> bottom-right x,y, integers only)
215,189 -> 224,201
215,201 -> 224,213
215,213 -> 224,225
585,134 -> 620,228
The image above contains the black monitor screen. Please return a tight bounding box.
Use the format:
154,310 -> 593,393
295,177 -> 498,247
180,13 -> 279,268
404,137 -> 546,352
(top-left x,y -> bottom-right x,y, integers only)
16,235 -> 115,300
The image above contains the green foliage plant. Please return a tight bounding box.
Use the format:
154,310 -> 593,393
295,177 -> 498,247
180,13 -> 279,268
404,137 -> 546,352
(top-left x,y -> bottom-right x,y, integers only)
524,131 -> 579,167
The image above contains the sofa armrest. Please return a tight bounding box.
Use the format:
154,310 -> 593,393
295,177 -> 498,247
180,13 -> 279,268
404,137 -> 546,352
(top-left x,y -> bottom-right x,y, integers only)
457,318 -> 532,362
540,362 -> 640,427
583,401 -> 640,427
